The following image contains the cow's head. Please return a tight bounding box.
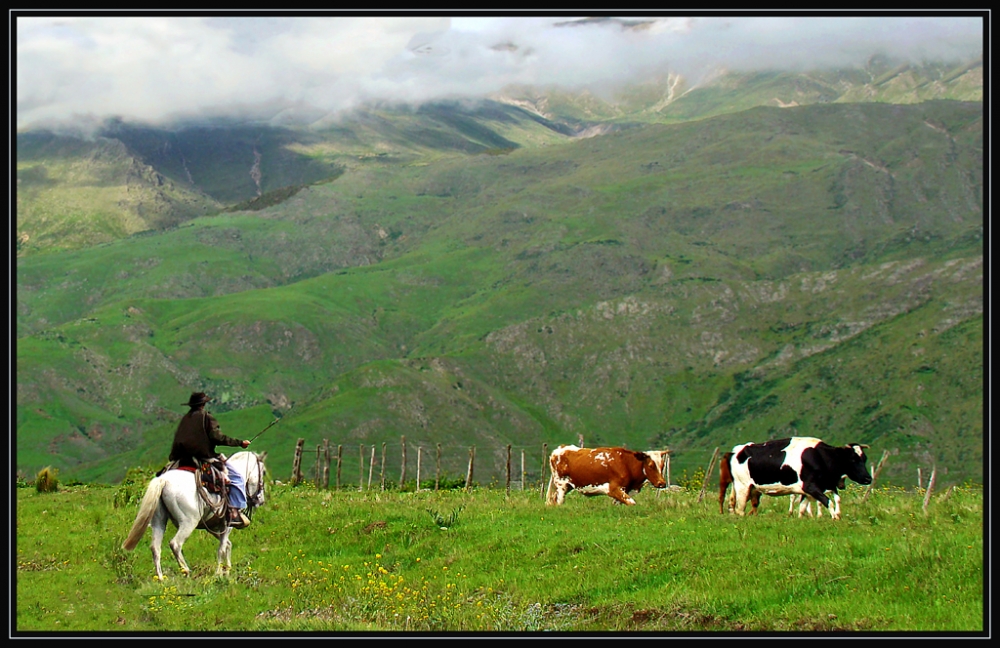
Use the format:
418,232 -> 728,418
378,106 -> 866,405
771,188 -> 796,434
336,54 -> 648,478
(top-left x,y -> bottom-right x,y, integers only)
638,452 -> 667,489
844,443 -> 873,485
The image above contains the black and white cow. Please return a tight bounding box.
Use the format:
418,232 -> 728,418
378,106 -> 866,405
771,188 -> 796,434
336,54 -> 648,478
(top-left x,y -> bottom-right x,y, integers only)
730,437 -> 871,520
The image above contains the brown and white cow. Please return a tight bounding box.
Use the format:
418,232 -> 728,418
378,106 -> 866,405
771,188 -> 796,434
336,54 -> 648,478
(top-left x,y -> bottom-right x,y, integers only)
644,450 -> 670,484
546,445 -> 667,506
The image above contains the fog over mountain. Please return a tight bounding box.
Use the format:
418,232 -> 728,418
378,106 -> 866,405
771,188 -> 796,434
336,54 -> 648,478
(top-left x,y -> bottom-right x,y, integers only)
14,13 -> 984,134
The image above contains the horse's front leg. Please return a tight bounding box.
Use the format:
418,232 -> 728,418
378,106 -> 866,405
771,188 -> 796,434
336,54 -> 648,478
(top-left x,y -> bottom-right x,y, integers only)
216,529 -> 233,576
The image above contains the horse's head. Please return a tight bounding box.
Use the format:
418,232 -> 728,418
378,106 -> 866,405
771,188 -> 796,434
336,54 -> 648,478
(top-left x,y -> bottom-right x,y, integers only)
230,450 -> 267,510
249,451 -> 267,508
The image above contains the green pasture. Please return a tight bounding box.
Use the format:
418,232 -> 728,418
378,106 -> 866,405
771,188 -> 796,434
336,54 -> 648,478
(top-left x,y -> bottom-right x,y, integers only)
14,479 -> 984,634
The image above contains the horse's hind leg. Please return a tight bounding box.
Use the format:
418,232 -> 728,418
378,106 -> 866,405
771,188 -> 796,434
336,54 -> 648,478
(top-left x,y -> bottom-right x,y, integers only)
168,516 -> 199,576
150,505 -> 169,580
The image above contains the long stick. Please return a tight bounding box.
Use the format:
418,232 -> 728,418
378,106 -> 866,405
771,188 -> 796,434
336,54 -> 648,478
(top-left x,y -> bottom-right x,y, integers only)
248,417 -> 280,443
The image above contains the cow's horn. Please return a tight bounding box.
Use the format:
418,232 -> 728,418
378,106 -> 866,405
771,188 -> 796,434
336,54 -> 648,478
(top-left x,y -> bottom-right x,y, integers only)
856,443 -> 870,449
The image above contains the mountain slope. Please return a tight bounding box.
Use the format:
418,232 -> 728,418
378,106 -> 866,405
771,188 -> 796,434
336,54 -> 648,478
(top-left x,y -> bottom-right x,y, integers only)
15,100 -> 983,488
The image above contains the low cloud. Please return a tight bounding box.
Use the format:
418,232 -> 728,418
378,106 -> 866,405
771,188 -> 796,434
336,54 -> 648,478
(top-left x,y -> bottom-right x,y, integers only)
14,14 -> 984,132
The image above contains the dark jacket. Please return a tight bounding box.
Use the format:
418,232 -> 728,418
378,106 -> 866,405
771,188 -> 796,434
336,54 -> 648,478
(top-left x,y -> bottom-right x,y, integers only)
169,408 -> 243,466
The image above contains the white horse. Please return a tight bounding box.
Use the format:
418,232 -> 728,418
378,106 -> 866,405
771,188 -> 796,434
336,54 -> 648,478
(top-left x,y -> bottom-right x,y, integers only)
122,451 -> 267,579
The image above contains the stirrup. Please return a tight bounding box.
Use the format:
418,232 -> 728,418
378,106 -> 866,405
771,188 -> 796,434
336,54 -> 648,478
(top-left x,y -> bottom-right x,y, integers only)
228,509 -> 250,529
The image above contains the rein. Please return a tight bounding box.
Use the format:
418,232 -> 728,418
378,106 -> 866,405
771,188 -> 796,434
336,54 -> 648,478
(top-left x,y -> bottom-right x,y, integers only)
245,454 -> 266,512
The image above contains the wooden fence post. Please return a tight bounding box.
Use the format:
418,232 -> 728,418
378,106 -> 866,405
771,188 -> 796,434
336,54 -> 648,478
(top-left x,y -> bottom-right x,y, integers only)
400,436 -> 407,490
416,446 -> 423,492
380,442 -> 387,491
336,445 -> 342,490
436,443 -> 441,492
862,450 -> 890,503
291,438 -> 305,486
315,444 -> 323,490
922,466 -> 937,515
359,444 -> 364,492
698,448 -> 720,503
322,439 -> 330,490
521,449 -> 526,491
665,450 -> 671,486
505,444 -> 512,496
465,446 -> 475,491
368,446 -> 376,490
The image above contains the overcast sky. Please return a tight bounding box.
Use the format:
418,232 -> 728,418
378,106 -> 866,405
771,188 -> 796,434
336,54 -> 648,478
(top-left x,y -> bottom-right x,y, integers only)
13,12 -> 984,132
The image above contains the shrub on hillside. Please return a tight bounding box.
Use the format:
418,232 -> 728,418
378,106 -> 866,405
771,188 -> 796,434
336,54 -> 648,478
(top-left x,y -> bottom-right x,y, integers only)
675,466 -> 707,491
35,466 -> 58,493
114,466 -> 157,509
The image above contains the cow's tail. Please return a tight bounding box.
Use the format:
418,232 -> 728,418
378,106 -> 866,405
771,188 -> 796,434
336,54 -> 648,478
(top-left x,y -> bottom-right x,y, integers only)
718,452 -> 734,514
122,476 -> 166,551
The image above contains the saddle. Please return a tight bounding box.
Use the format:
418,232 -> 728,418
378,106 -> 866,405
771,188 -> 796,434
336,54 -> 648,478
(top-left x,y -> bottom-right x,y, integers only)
158,457 -> 248,530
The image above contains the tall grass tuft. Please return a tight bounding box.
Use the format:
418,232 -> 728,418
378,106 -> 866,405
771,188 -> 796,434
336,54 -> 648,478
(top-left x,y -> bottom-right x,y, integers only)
34,466 -> 58,493
113,467 -> 156,509
427,506 -> 464,528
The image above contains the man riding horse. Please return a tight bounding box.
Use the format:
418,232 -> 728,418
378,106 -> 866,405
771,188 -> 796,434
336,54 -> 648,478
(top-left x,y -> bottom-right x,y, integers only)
169,392 -> 253,529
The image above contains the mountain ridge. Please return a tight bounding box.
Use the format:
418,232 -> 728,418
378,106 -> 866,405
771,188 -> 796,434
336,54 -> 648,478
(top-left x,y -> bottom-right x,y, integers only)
14,63 -> 984,488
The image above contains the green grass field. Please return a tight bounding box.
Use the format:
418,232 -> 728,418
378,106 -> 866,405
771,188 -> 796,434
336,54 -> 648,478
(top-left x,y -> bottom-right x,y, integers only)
14,478 -> 984,634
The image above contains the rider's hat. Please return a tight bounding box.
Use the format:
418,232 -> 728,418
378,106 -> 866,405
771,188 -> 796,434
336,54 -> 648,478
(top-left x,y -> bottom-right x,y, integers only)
184,392 -> 213,408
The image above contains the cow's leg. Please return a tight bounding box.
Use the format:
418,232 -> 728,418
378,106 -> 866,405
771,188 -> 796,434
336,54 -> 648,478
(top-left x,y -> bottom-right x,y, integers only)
733,484 -> 751,516
748,488 -> 762,515
829,491 -> 841,519
791,494 -> 810,517
552,478 -> 571,505
802,483 -> 834,519
608,486 -> 637,506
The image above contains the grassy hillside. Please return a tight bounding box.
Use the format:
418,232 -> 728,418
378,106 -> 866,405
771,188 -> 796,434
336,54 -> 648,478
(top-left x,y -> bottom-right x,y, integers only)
15,132 -> 222,254
15,99 -> 983,488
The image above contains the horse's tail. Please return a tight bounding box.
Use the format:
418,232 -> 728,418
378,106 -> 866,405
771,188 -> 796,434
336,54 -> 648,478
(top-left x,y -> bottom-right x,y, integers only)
122,476 -> 167,551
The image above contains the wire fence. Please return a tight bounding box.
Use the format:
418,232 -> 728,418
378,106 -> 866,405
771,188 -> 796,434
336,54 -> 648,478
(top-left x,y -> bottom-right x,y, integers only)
288,438 -> 580,493
284,438 -> 956,503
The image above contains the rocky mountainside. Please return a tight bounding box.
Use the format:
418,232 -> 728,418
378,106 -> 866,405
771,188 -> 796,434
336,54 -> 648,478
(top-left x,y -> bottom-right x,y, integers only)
14,60 -> 984,487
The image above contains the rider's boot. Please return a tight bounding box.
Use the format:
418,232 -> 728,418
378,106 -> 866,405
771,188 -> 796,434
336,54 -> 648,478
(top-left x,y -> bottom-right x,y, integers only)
227,507 -> 251,529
